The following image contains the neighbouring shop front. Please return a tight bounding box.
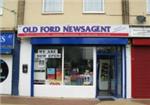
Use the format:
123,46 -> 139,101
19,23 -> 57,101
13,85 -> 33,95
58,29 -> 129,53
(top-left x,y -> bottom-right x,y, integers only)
18,25 -> 129,98
130,27 -> 150,98
0,32 -> 14,95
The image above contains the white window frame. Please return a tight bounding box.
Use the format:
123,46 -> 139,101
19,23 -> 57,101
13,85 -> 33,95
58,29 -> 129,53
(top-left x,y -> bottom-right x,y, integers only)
83,0 -> 104,13
0,0 -> 3,15
42,0 -> 64,14
147,0 -> 150,14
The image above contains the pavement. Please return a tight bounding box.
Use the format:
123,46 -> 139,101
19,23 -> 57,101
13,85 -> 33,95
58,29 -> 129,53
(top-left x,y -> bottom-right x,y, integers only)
0,95 -> 150,105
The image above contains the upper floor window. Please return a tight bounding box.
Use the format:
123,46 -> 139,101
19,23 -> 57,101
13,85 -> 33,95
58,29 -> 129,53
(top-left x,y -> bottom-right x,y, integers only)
0,0 -> 3,15
43,0 -> 63,14
147,0 -> 150,14
83,0 -> 104,13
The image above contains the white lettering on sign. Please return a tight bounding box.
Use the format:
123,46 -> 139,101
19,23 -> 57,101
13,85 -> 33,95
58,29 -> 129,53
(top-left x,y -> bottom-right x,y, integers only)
0,36 -> 6,43
36,49 -> 61,59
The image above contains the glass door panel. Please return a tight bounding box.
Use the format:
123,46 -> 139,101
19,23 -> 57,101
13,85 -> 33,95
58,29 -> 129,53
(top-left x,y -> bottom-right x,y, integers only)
96,46 -> 123,98
98,56 -> 115,96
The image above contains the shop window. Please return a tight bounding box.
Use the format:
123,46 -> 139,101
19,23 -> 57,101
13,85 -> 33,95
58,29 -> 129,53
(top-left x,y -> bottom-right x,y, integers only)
64,47 -> 93,86
0,0 -> 3,15
83,0 -> 104,13
34,46 -> 62,85
43,0 -> 63,13
147,0 -> 150,14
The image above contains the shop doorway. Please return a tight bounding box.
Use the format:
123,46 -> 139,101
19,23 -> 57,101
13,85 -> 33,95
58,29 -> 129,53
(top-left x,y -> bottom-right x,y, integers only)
97,54 -> 117,98
96,46 -> 123,99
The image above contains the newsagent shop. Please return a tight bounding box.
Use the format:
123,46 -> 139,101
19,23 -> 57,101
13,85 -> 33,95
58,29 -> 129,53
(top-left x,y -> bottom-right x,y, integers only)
17,24 -> 131,99
0,31 -> 20,95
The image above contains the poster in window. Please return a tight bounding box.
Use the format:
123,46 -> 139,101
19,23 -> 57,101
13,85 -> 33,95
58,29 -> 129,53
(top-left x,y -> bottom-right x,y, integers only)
56,68 -> 62,81
100,60 -> 110,81
47,68 -> 56,79
38,58 -> 46,68
47,68 -> 62,85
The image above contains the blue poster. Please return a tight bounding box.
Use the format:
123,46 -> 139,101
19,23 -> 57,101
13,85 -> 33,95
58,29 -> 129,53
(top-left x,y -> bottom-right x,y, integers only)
47,68 -> 55,74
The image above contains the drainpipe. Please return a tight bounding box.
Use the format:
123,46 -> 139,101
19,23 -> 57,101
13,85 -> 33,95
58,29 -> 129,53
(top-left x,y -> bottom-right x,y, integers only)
11,0 -> 25,96
17,0 -> 25,26
122,0 -> 130,24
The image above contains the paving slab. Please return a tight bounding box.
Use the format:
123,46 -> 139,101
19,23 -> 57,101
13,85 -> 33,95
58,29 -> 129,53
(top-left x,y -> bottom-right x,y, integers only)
0,104 -> 27,105
96,100 -> 146,105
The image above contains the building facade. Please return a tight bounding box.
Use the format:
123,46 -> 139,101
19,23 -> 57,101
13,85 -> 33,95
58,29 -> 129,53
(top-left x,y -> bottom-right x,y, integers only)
0,0 -> 150,99
17,0 -> 130,99
129,0 -> 150,98
0,0 -> 20,96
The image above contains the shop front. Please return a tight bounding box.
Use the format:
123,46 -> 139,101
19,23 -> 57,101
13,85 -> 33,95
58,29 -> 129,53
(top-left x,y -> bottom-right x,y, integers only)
130,27 -> 150,98
0,32 -> 14,95
132,39 -> 150,98
18,25 -> 129,98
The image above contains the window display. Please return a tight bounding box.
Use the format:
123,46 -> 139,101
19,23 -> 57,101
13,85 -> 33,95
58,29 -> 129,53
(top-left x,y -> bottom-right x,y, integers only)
33,46 -> 94,86
64,47 -> 93,86
34,46 -> 62,85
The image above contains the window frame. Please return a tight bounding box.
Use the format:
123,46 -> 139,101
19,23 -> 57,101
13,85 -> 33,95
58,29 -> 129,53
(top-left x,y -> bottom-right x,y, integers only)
0,0 -> 3,15
42,0 -> 64,14
83,0 -> 105,14
147,0 -> 150,14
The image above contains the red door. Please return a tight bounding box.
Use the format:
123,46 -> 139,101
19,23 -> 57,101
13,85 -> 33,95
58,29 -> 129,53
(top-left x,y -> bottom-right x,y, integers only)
132,46 -> 150,98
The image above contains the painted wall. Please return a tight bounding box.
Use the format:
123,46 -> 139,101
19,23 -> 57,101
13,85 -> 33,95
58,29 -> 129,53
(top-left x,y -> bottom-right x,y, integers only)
0,0 -> 18,29
19,39 -> 32,96
1,0 -> 150,27
129,0 -> 150,25
34,86 -> 95,98
0,55 -> 12,94
24,0 -> 122,25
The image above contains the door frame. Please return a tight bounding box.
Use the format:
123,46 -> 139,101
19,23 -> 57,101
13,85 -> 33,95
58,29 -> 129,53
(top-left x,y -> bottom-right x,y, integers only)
96,52 -> 118,98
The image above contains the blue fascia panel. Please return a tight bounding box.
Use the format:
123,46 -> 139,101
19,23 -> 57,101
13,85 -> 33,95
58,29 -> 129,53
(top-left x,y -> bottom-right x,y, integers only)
31,38 -> 128,45
0,48 -> 12,54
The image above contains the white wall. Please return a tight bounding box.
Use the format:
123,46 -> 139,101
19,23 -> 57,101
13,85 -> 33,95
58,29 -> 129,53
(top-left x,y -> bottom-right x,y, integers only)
19,39 -> 32,96
34,85 -> 95,98
126,44 -> 131,98
0,55 -> 12,94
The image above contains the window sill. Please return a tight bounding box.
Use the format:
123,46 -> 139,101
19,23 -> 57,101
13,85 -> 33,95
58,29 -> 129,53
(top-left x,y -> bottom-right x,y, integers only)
42,12 -> 64,15
82,11 -> 105,14
147,13 -> 150,15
